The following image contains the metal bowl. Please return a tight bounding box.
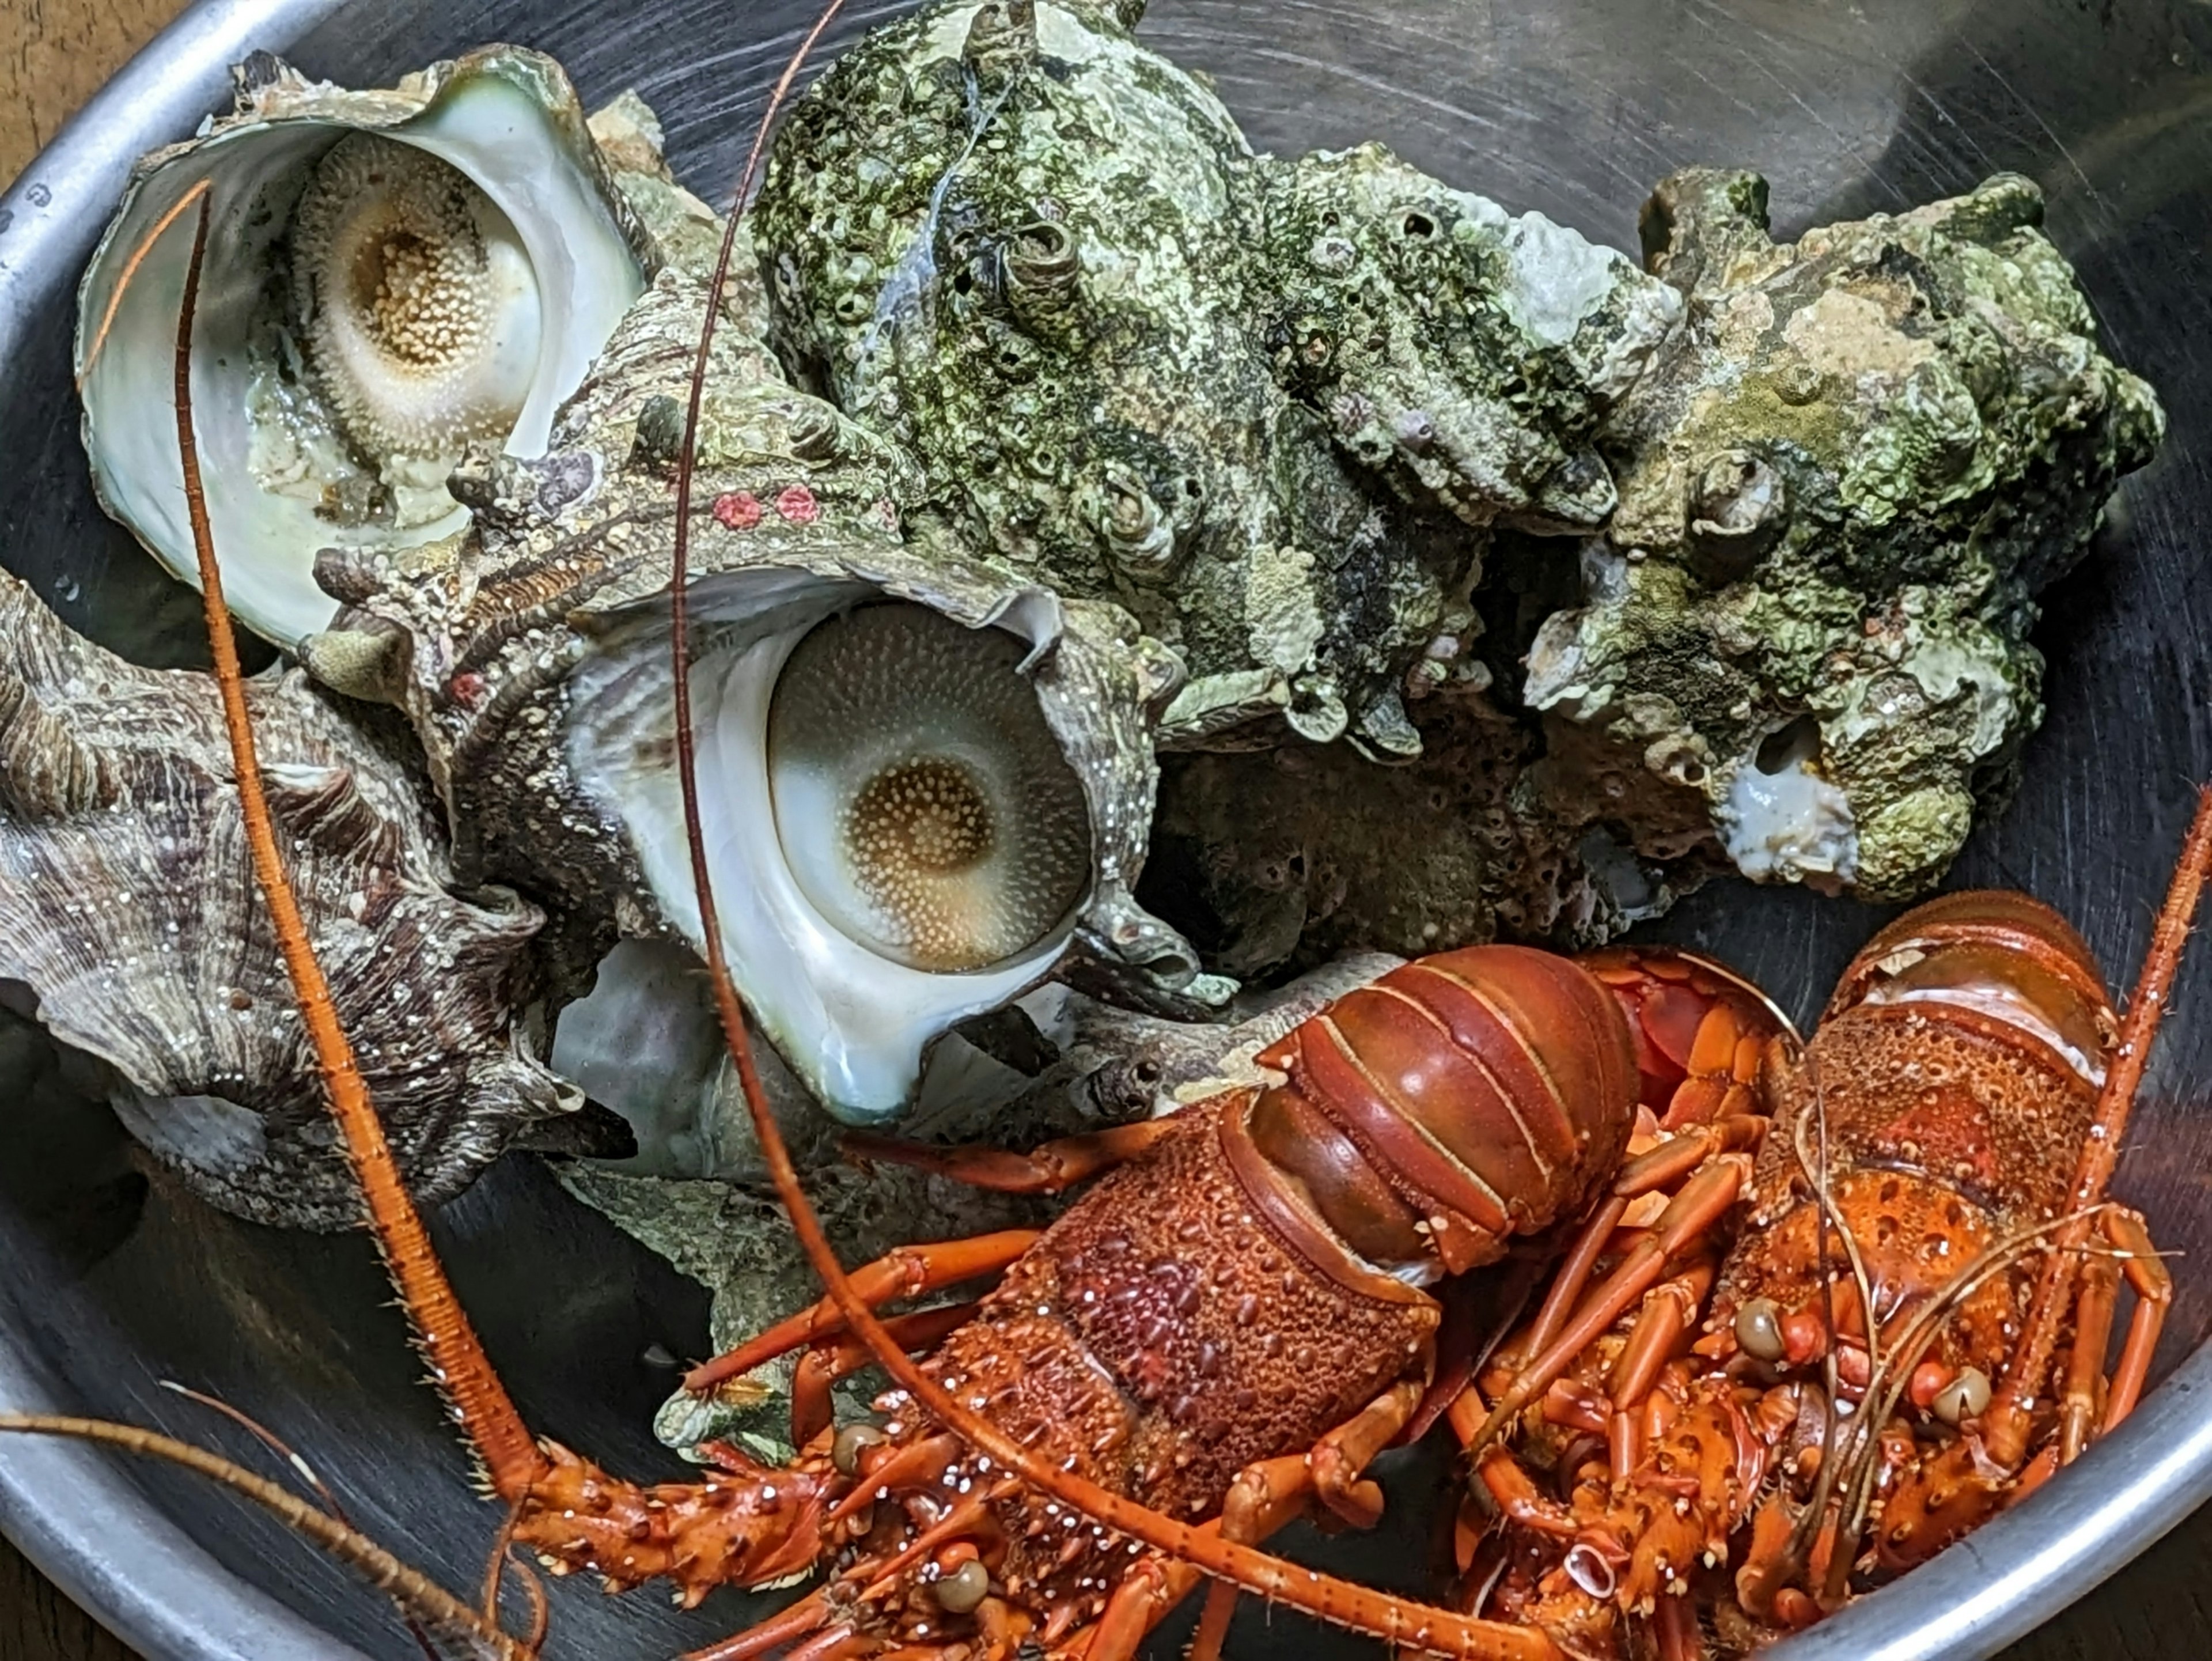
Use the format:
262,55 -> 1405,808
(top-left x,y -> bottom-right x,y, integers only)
5,1 -> 2211,1656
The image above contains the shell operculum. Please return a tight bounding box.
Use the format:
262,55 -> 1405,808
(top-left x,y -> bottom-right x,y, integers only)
74,48 -> 649,649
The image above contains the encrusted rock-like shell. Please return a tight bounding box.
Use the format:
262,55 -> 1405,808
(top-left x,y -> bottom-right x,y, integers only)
304,269 -> 1209,1122
0,569 -> 583,1229
1526,169 -> 2164,900
752,0 -> 1679,759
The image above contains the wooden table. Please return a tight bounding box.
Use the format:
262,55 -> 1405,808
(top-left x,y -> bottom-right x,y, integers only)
2,1 -> 2210,1658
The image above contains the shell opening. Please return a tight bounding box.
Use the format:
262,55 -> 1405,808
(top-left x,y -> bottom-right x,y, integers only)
294,134 -> 543,475
768,603 -> 1093,973
565,574 -> 1106,1122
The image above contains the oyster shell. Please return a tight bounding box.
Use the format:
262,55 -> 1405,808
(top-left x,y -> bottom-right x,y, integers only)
75,47 -> 650,648
751,0 -> 1679,758
1525,169 -> 2164,899
0,567 -> 582,1230
307,269 -> 1209,1123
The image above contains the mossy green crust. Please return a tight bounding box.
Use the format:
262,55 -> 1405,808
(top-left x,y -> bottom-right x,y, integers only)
751,0 -> 1676,759
1527,169 -> 2161,899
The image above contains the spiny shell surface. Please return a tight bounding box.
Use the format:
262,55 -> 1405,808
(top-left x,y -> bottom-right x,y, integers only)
0,568 -> 580,1229
1526,169 -> 2164,900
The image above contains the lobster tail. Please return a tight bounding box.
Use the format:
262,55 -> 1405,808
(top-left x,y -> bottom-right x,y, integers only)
1251,947 -> 1640,1277
1824,890 -> 2117,1083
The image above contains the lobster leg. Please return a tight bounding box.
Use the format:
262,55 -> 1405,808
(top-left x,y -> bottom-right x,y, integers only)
2101,1208 -> 2171,1432
1463,1152 -> 1749,1455
790,1303 -> 979,1448
1518,1197 -> 1631,1364
685,1231 -> 1041,1394
2059,1244 -> 2123,1466
1480,1117 -> 1757,1397
1608,1261 -> 1716,1413
841,1118 -> 1182,1195
2055,1206 -> 2173,1464
1181,1380 -> 1429,1661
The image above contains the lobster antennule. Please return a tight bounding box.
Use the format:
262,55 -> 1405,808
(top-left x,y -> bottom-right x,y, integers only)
0,1414 -> 532,1660
166,194 -> 545,1503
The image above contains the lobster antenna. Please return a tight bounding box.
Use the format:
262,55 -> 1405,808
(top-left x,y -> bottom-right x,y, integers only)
166,193 -> 546,1502
0,1414 -> 531,1661
160,1380 -> 358,1534
78,177 -> 213,387
1984,782 -> 2212,1465
158,1382 -> 445,1661
662,12 -> 1565,1656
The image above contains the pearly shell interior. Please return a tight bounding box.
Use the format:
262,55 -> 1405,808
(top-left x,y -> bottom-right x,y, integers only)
75,60 -> 644,648
566,573 -> 1097,1123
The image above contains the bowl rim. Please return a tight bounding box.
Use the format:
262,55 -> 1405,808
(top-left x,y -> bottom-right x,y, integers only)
3,3 -> 2211,1659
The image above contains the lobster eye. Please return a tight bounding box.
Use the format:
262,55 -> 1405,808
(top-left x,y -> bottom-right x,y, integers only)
1931,1365 -> 1992,1426
1734,1297 -> 1787,1362
768,603 -> 1093,972
831,1421 -> 889,1477
934,1557 -> 993,1614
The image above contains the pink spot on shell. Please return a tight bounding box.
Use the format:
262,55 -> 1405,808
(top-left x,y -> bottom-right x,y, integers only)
449,671 -> 488,707
713,491 -> 764,531
775,484 -> 821,524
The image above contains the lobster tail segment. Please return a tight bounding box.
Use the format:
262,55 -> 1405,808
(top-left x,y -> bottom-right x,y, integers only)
1251,947 -> 1641,1277
1824,891 -> 2118,1084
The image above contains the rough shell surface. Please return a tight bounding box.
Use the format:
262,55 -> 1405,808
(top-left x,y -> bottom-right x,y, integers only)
750,0 -> 1677,759
1525,169 -> 2164,900
0,568 -> 581,1229
303,264 -> 1209,1116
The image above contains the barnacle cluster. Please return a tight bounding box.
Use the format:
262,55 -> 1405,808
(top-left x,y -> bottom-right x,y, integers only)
0,0 -> 2161,1224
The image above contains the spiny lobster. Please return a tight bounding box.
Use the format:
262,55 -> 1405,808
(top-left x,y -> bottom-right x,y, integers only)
0,15 -> 1799,1661
1449,844 -> 2212,1660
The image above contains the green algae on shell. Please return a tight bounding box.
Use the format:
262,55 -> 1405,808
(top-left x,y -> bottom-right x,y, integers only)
751,0 -> 1679,760
1526,169 -> 2162,901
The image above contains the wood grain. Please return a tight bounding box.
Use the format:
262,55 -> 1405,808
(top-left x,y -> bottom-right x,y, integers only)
0,2 -> 2208,1660
1,0 -> 184,183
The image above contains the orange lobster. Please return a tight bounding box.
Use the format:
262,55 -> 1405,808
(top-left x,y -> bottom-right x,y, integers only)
1452,850 -> 2212,1659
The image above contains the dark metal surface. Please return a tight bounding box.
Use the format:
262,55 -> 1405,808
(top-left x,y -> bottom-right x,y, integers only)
3,1 -> 2211,1656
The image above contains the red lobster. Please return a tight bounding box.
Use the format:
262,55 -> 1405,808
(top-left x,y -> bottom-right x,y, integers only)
1453,828 -> 2212,1659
